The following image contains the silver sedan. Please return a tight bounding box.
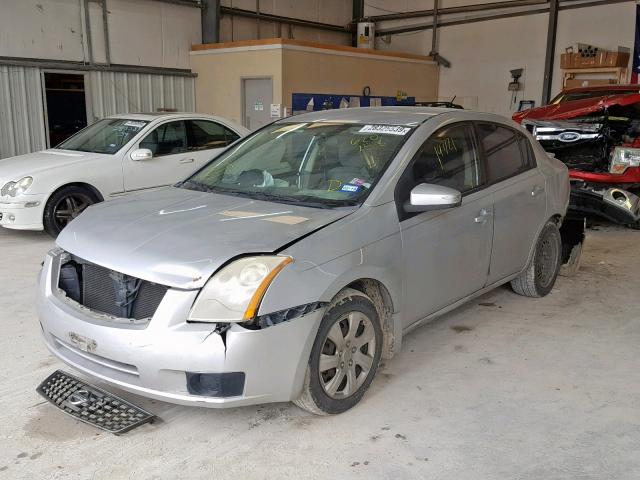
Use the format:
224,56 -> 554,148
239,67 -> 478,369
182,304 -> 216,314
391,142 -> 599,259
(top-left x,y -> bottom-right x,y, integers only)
36,107 -> 569,414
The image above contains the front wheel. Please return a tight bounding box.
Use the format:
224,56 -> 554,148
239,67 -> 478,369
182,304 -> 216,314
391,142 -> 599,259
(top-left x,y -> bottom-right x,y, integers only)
511,221 -> 562,297
294,289 -> 383,415
43,186 -> 99,237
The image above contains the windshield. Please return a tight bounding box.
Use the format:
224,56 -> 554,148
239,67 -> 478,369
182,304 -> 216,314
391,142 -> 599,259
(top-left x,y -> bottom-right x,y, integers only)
181,122 -> 413,208
56,118 -> 149,154
551,89 -> 640,105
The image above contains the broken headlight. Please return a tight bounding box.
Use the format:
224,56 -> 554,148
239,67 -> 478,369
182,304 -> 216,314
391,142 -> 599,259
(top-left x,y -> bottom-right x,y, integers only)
1,176 -> 33,197
187,256 -> 293,323
610,147 -> 640,174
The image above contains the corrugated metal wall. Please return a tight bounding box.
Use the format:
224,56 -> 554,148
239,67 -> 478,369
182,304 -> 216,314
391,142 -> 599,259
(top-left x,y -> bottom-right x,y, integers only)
86,71 -> 195,121
0,65 -> 196,159
0,65 -> 47,159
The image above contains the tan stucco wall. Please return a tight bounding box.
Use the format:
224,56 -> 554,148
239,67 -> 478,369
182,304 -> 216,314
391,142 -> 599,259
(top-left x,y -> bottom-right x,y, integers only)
190,48 -> 283,125
282,48 -> 439,107
190,39 -> 439,124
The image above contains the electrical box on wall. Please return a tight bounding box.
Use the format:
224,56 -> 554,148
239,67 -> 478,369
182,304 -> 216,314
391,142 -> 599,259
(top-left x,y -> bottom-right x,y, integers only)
508,68 -> 524,91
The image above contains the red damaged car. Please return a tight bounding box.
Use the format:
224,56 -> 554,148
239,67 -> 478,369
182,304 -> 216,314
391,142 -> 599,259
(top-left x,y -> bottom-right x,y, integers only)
513,85 -> 640,227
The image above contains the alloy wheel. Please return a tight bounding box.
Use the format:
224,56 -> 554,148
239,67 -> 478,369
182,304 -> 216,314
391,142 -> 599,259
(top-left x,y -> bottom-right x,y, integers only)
318,311 -> 377,399
52,193 -> 93,231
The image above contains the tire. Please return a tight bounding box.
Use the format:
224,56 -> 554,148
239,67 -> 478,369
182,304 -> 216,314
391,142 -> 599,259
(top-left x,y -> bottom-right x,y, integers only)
43,186 -> 99,238
294,288 -> 383,415
511,221 -> 562,297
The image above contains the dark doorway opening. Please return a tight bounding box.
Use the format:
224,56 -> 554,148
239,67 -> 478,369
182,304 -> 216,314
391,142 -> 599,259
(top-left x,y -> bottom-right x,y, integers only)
44,73 -> 88,147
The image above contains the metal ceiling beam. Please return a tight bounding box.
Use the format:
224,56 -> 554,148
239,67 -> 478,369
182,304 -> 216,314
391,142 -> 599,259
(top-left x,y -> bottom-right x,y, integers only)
542,0 -> 559,103
0,56 -> 197,77
369,0 -> 547,22
376,0 -> 633,36
219,6 -> 349,33
150,0 -> 202,7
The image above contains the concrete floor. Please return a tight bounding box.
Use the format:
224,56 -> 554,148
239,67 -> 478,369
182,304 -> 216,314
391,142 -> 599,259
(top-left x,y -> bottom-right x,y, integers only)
1,225 -> 639,480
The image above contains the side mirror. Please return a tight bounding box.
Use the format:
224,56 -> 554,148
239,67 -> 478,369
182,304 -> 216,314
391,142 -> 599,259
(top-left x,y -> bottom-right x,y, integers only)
404,183 -> 462,213
130,148 -> 153,161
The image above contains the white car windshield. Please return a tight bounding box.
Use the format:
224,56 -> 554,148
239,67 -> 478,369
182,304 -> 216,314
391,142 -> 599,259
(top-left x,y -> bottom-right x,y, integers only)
180,122 -> 414,208
56,118 -> 149,154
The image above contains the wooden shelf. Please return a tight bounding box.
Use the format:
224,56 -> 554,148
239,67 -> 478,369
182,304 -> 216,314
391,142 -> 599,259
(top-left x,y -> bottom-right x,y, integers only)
562,66 -> 629,87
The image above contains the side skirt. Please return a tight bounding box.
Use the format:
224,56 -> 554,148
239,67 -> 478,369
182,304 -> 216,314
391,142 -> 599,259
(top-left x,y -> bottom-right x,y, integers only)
402,273 -> 521,337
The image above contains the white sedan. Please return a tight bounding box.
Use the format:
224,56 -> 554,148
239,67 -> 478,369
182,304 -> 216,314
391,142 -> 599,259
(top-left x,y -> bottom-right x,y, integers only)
0,113 -> 249,236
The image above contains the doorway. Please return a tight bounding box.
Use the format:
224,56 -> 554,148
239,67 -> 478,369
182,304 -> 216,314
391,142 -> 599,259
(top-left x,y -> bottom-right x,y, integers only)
242,77 -> 273,131
43,72 -> 88,147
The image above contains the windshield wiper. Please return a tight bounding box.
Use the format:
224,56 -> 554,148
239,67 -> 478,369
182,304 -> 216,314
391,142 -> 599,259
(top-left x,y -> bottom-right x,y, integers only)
180,180 -> 216,193
209,188 -> 339,209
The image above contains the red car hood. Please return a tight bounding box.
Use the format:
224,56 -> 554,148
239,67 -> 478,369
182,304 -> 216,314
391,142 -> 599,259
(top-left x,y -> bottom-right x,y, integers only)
513,93 -> 640,123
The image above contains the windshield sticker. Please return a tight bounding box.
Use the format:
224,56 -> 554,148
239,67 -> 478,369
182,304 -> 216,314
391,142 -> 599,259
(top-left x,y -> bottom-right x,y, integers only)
350,178 -> 371,188
123,121 -> 146,128
358,125 -> 411,136
340,183 -> 361,193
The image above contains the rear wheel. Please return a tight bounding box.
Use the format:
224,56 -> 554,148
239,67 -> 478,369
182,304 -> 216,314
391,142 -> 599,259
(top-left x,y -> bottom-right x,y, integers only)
43,186 -> 99,237
294,289 -> 383,415
511,221 -> 562,297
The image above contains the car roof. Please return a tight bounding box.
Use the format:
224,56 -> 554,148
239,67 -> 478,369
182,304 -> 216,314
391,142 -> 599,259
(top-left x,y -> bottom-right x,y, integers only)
278,106 -> 455,126
106,112 -> 222,121
562,84 -> 640,93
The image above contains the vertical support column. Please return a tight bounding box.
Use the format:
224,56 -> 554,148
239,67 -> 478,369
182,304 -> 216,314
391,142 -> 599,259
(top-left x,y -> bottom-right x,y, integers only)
201,0 -> 221,44
83,0 -> 94,64
429,0 -> 439,57
542,0 -> 559,105
352,0 -> 364,47
101,0 -> 111,65
256,0 -> 260,40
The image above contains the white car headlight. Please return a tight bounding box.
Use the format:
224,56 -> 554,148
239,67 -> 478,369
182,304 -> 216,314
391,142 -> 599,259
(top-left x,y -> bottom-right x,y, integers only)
188,256 -> 293,323
1,176 -> 33,197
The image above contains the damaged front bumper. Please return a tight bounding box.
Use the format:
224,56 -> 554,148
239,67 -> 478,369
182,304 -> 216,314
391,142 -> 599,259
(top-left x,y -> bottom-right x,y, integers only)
569,180 -> 640,226
36,250 -> 323,408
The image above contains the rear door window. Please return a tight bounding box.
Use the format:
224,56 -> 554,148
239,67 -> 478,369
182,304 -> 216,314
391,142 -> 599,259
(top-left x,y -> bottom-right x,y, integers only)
476,123 -> 531,183
187,120 -> 239,151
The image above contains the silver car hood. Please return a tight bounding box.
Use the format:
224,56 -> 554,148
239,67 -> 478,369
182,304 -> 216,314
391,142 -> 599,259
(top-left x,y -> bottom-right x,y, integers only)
56,187 -> 354,289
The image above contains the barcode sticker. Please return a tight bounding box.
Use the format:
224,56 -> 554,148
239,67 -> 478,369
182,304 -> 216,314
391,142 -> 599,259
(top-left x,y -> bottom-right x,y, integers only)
124,121 -> 146,128
358,125 -> 411,135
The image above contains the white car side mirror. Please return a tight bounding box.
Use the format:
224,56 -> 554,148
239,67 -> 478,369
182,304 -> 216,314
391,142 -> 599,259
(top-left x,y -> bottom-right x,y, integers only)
130,148 -> 153,161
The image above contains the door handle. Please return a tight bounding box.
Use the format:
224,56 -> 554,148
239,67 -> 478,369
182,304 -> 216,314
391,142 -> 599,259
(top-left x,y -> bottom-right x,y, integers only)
532,184 -> 545,197
474,208 -> 492,224
179,158 -> 195,164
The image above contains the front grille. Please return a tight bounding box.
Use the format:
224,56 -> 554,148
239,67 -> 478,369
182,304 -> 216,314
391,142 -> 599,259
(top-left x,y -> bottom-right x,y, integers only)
37,370 -> 155,434
58,255 -> 168,321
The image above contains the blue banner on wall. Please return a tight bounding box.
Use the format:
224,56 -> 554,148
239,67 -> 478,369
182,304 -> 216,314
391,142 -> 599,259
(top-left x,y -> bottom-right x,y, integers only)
292,93 -> 416,112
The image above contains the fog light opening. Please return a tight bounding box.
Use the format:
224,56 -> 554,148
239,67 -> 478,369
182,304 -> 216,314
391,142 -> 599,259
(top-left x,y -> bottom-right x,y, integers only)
185,372 -> 245,398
